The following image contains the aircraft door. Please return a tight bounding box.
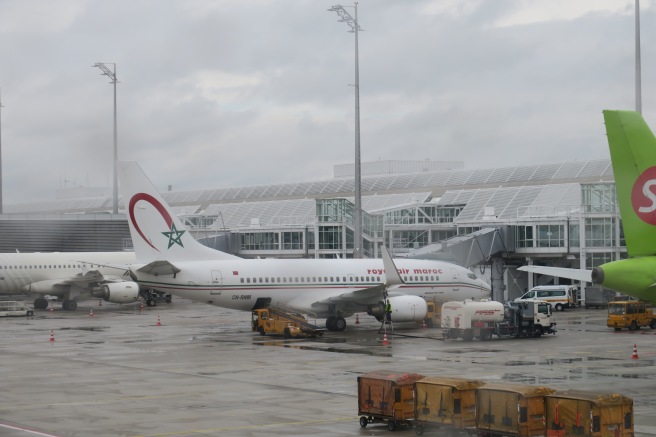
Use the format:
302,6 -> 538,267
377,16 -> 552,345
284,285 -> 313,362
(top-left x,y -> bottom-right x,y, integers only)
450,268 -> 460,292
211,270 -> 222,296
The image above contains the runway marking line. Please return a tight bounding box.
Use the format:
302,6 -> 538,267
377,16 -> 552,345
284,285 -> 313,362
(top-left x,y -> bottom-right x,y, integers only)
129,416 -> 358,437
0,422 -> 61,437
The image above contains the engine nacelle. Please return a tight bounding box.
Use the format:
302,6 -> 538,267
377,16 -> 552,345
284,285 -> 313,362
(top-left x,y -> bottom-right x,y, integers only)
97,282 -> 140,304
367,295 -> 428,322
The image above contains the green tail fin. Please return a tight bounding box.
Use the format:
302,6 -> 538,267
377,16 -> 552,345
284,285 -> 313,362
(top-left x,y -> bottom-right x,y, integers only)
603,110 -> 656,257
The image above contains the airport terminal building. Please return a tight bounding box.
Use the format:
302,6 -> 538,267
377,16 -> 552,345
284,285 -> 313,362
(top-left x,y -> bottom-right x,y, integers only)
0,159 -> 621,305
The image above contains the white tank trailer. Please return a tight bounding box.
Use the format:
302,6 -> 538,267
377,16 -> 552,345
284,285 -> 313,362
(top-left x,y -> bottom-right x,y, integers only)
441,299 -> 556,341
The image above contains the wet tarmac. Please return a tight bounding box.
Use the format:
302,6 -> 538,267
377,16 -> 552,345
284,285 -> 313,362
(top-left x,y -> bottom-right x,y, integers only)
1,299 -> 655,436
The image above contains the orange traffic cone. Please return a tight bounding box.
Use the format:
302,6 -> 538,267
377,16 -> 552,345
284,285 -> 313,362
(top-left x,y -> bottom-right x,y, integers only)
632,344 -> 639,359
89,309 -> 94,317
355,314 -> 360,325
382,332 -> 389,345
49,330 -> 55,342
156,315 -> 161,327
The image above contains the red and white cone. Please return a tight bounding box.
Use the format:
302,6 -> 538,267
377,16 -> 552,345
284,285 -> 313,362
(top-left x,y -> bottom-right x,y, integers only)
49,330 -> 55,342
156,315 -> 161,327
632,344 -> 639,359
140,301 -> 144,311
49,306 -> 54,313
89,309 -> 94,317
355,314 -> 360,325
421,319 -> 427,329
382,332 -> 389,345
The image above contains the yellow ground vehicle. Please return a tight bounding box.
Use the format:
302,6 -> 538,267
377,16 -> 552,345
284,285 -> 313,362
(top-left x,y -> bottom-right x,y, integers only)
252,306 -> 324,338
607,301 -> 656,331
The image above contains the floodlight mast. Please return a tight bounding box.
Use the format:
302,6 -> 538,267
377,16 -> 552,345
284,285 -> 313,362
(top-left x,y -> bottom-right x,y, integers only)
635,0 -> 642,114
328,2 -> 364,258
92,62 -> 119,214
0,88 -> 4,214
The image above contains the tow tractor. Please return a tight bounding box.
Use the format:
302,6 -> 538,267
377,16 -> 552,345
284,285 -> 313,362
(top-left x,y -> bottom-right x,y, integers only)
252,306 -> 324,338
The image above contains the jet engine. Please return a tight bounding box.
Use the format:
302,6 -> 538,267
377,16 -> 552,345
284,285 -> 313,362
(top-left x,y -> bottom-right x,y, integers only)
96,282 -> 140,304
367,295 -> 428,322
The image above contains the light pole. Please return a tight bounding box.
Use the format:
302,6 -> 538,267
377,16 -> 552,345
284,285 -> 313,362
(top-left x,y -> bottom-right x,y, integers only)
92,62 -> 119,214
0,88 -> 4,214
328,2 -> 364,258
635,0 -> 642,114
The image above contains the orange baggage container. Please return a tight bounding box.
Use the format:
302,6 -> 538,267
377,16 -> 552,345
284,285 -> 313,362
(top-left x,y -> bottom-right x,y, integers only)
476,382 -> 555,436
545,390 -> 633,437
357,370 -> 424,431
413,376 -> 485,436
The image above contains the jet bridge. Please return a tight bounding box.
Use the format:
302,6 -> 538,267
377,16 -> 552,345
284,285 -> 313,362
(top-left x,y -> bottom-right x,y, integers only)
407,227 -> 511,301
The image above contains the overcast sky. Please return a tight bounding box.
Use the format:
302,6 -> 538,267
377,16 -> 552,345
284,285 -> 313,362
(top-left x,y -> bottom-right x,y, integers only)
0,0 -> 654,205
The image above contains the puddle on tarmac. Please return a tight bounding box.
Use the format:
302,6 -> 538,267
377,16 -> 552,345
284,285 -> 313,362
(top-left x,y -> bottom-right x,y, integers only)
60,326 -> 109,332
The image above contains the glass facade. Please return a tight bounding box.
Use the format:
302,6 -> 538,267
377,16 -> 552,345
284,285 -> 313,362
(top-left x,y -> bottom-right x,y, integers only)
585,217 -> 615,247
582,183 -> 616,213
536,224 -> 564,248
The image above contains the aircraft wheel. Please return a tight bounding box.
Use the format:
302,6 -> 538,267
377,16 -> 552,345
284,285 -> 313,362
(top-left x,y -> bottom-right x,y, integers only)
34,298 -> 49,310
326,316 -> 336,331
359,416 -> 368,428
334,317 -> 347,331
63,300 -> 78,311
147,299 -> 157,307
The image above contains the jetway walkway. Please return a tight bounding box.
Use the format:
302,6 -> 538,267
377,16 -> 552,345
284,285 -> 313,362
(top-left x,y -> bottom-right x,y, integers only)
407,227 -> 510,268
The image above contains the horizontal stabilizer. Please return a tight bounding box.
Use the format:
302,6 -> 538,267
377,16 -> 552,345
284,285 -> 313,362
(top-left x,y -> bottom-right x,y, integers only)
137,260 -> 182,276
518,265 -> 592,283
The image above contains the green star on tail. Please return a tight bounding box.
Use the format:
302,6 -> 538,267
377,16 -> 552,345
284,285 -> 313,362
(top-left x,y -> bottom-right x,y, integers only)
162,224 -> 185,249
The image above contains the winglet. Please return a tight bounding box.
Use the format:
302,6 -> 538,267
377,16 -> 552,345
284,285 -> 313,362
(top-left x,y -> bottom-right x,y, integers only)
381,245 -> 405,286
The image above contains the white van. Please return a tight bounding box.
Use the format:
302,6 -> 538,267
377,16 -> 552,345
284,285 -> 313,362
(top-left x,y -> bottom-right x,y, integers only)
514,285 -> 577,311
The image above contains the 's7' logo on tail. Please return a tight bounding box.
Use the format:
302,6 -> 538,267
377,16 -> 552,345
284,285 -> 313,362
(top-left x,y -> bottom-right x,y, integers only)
632,167 -> 656,225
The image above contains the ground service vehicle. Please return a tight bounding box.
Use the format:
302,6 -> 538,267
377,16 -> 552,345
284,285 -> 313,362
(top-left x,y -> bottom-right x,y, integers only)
515,285 -> 576,311
442,299 -> 556,340
357,371 -> 425,431
413,376 -> 484,436
251,306 -> 324,338
0,301 -> 34,317
356,373 -> 635,436
607,300 -> 656,331
420,300 -> 444,328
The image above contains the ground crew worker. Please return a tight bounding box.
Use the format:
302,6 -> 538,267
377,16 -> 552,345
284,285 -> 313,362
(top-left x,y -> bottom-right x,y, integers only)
385,299 -> 392,322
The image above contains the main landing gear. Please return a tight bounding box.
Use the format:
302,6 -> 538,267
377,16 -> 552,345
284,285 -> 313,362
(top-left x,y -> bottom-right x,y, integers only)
326,315 -> 346,331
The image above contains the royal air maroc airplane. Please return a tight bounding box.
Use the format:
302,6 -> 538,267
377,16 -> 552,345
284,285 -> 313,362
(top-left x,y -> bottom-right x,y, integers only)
0,251 -> 138,310
118,161 -> 491,331
519,110 -> 656,304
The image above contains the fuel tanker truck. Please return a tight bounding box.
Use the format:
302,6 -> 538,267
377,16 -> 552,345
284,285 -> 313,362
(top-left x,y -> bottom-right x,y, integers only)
441,299 -> 556,341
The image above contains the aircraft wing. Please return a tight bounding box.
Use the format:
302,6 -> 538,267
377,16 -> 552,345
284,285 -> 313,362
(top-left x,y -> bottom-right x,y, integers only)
518,265 -> 592,283
136,260 -> 181,276
53,270 -> 130,287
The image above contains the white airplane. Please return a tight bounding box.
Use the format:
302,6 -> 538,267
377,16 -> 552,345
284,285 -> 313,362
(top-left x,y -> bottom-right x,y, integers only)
118,161 -> 491,331
0,251 -> 140,310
